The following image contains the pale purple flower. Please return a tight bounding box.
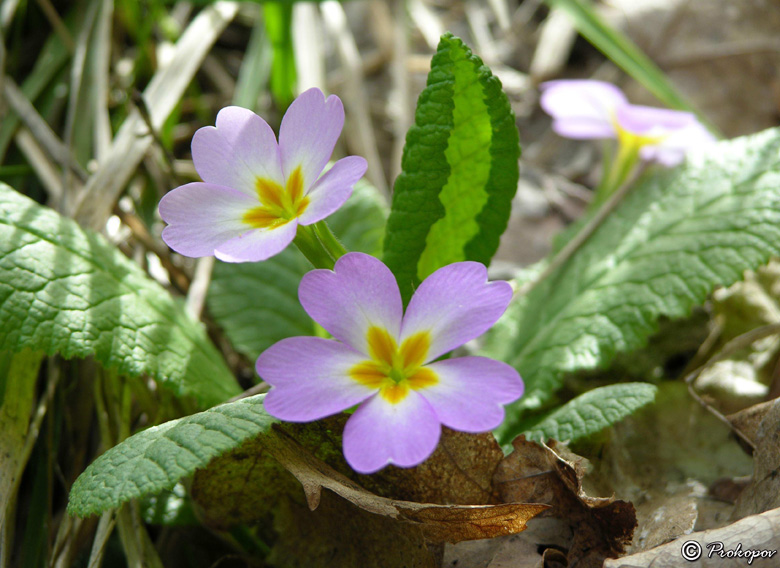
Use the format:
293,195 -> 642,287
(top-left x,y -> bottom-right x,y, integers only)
257,252 -> 523,474
159,88 -> 367,262
540,80 -> 715,166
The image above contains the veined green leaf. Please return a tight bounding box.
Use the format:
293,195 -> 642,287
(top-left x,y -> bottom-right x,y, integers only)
523,383 -> 657,444
383,33 -> 520,303
493,128 -> 780,443
208,249 -> 313,362
68,395 -> 276,517
0,184 -> 239,407
208,179 -> 387,361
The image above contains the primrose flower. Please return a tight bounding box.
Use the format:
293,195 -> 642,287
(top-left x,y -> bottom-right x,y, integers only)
257,253 -> 523,474
159,88 -> 367,262
540,80 -> 715,166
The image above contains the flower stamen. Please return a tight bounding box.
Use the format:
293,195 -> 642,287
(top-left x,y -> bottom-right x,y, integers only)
243,166 -> 310,229
351,326 -> 437,404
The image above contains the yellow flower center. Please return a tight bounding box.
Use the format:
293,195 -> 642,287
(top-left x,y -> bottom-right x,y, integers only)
614,121 -> 667,150
350,327 -> 438,404
243,166 -> 309,229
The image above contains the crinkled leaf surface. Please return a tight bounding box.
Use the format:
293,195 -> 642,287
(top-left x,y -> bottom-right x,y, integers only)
383,33 -> 520,303
492,128 -> 780,443
0,184 -> 239,407
68,395 -> 276,517
523,383 -> 657,444
208,178 -> 387,361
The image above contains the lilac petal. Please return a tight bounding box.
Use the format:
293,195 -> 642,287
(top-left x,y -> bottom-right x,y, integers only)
551,118 -> 618,140
400,262 -> 512,361
279,88 -> 344,192
616,104 -> 696,136
641,121 -> 716,166
192,106 -> 284,197
343,391 -> 440,473
421,357 -> 523,432
213,219 -> 298,263
259,337 -> 376,422
299,252 -> 403,355
297,156 -> 368,226
159,182 -> 255,257
540,80 -> 627,140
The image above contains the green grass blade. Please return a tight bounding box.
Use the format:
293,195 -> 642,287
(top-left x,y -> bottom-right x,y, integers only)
233,12 -> 273,110
263,1 -> 296,110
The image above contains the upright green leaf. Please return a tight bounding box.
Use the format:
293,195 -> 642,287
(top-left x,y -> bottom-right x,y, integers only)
523,383 -> 657,444
0,184 -> 239,407
68,395 -> 276,517
493,128 -> 780,443
208,179 -> 387,361
383,33 -> 520,303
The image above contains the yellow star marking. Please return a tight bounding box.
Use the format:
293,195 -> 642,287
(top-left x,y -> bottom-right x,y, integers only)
350,326 -> 438,404
242,166 -> 309,229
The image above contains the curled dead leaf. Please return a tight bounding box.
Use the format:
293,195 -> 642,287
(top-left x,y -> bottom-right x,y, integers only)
494,436 -> 636,567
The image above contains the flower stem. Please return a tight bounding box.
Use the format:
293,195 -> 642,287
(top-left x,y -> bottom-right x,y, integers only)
293,221 -> 347,270
592,138 -> 641,208
313,221 -> 348,259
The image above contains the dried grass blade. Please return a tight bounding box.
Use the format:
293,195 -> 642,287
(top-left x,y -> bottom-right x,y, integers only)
71,1 -> 240,230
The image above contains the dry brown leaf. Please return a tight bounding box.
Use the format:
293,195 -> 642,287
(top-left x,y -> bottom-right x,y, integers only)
578,382 -> 753,552
733,399 -> 780,519
360,428 -> 505,505
262,427 -> 548,544
285,416 -> 506,505
190,436 -> 296,530
604,507 -> 780,567
493,437 -> 636,567
269,489 -> 438,568
727,399 -> 776,450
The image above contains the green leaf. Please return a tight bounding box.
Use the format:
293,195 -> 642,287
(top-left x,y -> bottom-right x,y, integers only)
208,179 -> 387,361
0,184 -> 239,407
68,394 -> 276,517
208,249 -> 313,362
494,128 -> 780,443
523,383 -> 657,444
383,33 -> 520,303
544,0 -> 717,135
327,178 -> 388,257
